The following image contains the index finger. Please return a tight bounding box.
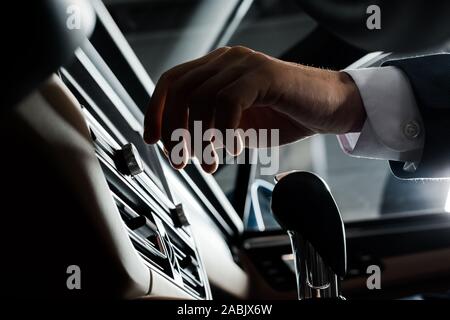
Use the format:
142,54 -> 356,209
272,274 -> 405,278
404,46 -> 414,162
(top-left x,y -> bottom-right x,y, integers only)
143,47 -> 230,144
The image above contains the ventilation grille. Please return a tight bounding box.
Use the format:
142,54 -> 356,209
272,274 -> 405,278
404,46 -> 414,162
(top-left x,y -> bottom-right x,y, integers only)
59,29 -> 209,298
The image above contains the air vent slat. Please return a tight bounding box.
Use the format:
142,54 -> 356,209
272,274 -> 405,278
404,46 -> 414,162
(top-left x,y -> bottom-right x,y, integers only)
59,27 -> 210,297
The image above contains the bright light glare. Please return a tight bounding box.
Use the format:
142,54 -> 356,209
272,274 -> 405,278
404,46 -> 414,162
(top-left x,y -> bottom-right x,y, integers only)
445,187 -> 450,213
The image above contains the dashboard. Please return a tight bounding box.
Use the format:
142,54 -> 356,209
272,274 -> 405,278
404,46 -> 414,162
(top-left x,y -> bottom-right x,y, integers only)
53,0 -> 247,299
0,0 -> 252,300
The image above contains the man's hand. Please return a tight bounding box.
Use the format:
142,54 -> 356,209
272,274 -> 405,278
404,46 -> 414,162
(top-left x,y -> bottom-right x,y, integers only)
143,46 -> 365,173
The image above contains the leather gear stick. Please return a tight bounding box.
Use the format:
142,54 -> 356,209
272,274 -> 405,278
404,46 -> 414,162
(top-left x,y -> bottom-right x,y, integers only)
271,171 -> 347,299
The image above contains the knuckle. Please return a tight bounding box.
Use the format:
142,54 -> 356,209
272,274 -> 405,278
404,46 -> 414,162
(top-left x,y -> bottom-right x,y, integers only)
240,51 -> 271,70
229,45 -> 253,56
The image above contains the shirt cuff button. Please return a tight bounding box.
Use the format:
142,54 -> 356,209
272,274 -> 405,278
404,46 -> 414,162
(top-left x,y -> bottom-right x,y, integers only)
403,120 -> 421,139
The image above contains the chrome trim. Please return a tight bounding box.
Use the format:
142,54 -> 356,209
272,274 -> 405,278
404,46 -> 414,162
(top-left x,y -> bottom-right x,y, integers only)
112,192 -> 168,259
60,67 -> 128,145
91,0 -> 156,94
212,0 -> 254,48
97,153 -> 197,249
78,102 -> 175,212
80,39 -> 145,126
74,47 -> 143,132
247,179 -> 274,232
243,234 -> 290,249
242,150 -> 258,230
289,231 -> 341,299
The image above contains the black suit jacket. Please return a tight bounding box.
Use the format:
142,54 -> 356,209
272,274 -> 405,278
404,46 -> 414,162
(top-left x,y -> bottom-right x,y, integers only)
382,53 -> 450,178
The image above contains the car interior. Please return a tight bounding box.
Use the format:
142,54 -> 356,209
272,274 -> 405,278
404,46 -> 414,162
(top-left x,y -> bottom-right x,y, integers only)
2,0 -> 450,300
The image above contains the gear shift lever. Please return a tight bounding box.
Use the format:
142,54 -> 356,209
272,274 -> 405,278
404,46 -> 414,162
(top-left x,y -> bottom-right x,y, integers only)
271,171 -> 346,299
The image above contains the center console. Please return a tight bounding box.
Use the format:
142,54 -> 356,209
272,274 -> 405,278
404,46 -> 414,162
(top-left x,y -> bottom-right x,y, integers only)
58,1 -> 212,299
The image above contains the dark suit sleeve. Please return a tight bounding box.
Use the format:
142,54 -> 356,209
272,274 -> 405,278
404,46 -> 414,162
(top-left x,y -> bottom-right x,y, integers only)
381,53 -> 450,179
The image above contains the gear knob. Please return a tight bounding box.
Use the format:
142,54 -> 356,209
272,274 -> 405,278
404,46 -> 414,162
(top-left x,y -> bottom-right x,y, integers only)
271,171 -> 346,299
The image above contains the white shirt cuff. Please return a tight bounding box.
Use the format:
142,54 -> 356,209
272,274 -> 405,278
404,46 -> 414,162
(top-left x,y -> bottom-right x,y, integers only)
337,66 -> 425,162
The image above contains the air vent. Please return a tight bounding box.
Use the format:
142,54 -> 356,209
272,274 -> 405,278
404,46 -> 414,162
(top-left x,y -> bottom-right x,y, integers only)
114,192 -> 207,298
58,13 -> 210,297
165,226 -> 206,298
113,194 -> 172,274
